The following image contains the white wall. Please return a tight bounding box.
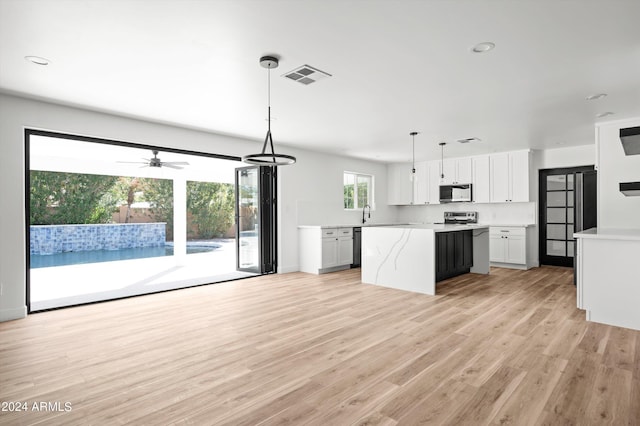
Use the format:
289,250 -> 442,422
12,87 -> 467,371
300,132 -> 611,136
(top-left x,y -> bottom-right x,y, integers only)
277,148 -> 396,272
596,117 -> 640,229
533,145 -> 595,170
0,93 -> 393,321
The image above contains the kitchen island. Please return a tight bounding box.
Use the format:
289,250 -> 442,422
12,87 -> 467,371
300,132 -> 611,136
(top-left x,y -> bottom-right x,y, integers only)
361,224 -> 490,295
574,228 -> 640,331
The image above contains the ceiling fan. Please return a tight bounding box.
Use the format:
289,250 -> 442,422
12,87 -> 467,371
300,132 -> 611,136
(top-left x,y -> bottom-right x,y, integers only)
117,150 -> 189,169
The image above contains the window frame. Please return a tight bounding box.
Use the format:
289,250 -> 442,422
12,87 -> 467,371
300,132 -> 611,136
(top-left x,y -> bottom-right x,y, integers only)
343,171 -> 375,211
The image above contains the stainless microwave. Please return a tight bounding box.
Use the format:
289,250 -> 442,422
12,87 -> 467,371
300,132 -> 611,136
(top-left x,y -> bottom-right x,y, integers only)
439,183 -> 472,203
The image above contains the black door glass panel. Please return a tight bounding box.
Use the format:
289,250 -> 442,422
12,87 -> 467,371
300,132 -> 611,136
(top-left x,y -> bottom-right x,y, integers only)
547,191 -> 566,207
547,208 -> 566,223
547,175 -> 566,191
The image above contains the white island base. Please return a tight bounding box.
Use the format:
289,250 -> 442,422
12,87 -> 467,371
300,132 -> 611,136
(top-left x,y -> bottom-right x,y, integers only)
361,224 -> 490,296
575,228 -> 640,331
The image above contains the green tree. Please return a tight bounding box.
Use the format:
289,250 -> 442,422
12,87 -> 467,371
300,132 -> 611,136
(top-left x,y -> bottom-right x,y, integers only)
187,181 -> 235,239
140,178 -> 174,238
29,171 -> 119,224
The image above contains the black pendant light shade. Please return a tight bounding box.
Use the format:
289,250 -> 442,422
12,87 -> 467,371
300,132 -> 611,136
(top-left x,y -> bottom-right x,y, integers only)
243,56 -> 297,166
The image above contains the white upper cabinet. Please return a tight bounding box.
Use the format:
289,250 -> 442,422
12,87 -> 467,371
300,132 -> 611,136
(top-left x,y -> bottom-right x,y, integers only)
440,158 -> 472,185
489,150 -> 530,202
428,161 -> 441,204
509,151 -> 530,202
414,161 -> 430,205
472,155 -> 490,203
387,150 -> 529,206
387,163 -> 413,205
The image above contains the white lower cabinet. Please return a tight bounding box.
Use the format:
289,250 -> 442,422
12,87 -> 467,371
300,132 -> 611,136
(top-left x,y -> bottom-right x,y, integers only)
300,227 -> 353,274
489,226 -> 533,268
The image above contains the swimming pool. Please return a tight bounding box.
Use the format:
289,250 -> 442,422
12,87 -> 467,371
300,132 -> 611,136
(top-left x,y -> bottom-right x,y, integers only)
30,243 -> 222,269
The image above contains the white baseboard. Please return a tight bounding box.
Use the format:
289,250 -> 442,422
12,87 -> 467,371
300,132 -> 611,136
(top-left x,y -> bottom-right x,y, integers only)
278,265 -> 299,274
0,305 -> 27,322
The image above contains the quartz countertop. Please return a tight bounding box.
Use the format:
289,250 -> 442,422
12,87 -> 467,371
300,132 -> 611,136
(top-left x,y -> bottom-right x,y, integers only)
298,223 -> 410,229
366,223 -> 490,233
574,228 -> 640,241
483,223 -> 536,228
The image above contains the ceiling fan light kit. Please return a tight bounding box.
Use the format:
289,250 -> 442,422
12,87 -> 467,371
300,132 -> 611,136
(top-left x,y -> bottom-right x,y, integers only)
118,149 -> 189,169
243,55 -> 297,166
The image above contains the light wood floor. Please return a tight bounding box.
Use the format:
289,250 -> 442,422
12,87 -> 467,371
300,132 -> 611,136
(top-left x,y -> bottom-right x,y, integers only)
1,267 -> 639,425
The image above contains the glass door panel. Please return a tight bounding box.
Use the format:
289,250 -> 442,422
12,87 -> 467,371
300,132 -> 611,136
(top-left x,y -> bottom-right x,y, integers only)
236,167 -> 260,272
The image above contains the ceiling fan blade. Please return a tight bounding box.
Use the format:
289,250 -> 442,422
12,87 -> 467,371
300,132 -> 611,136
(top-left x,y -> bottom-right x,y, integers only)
165,161 -> 190,166
162,163 -> 183,169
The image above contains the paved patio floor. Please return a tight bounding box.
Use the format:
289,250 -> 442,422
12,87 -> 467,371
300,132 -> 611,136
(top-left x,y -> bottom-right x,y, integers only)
30,240 -> 257,311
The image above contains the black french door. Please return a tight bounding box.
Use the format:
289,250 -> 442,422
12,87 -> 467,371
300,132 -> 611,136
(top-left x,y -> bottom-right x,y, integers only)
539,166 -> 595,267
235,166 -> 277,274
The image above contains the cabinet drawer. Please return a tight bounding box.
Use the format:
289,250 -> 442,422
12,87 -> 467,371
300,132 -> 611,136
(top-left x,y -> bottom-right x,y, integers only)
322,228 -> 338,238
337,227 -> 353,237
490,226 -> 525,236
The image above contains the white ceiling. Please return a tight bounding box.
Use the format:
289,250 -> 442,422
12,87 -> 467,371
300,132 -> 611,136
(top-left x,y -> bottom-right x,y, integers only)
1,0 -> 639,163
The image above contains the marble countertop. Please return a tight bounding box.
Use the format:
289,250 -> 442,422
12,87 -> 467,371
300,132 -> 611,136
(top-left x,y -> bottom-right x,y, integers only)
574,228 -> 640,241
298,223 -> 410,229
483,223 -> 536,228
364,223 -> 490,233
299,223 -> 533,229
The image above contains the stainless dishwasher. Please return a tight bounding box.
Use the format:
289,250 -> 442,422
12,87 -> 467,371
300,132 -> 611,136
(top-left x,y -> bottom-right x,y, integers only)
352,227 -> 361,267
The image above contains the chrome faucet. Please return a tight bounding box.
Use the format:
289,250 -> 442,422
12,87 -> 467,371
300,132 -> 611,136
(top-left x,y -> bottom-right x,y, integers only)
362,204 -> 371,224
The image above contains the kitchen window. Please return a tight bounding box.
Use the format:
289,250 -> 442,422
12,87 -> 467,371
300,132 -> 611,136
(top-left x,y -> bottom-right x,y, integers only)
344,172 -> 374,210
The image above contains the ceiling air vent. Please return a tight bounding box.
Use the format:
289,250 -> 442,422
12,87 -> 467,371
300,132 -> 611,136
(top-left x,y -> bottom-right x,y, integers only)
283,65 -> 331,85
456,137 -> 482,144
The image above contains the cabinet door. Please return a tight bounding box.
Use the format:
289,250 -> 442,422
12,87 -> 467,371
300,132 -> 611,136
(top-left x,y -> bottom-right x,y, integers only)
505,235 -> 526,264
321,238 -> 338,268
453,231 -> 465,269
456,158 -> 473,184
428,161 -> 441,204
472,156 -> 490,203
462,230 -> 473,268
414,161 -> 430,204
387,163 -> 413,205
441,159 -> 456,185
436,233 -> 448,275
490,153 -> 510,202
489,235 -> 506,262
509,151 -> 530,202
338,237 -> 353,265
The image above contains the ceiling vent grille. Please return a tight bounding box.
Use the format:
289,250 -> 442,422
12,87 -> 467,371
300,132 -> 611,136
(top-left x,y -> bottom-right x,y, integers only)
456,137 -> 482,144
283,65 -> 331,85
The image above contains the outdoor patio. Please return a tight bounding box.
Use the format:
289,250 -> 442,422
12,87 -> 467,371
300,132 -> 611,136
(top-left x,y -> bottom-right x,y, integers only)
30,239 -> 256,311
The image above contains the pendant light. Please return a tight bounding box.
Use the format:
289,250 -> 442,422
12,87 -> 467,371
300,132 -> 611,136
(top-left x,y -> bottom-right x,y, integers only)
409,132 -> 418,181
243,56 -> 297,166
439,142 -> 446,179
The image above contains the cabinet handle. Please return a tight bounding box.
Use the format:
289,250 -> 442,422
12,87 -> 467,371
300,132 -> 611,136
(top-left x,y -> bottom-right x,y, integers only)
500,230 -> 509,233
326,232 -> 334,235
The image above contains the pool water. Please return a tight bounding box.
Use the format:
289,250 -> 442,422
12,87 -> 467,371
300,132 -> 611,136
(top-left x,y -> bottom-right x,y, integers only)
30,243 -> 221,269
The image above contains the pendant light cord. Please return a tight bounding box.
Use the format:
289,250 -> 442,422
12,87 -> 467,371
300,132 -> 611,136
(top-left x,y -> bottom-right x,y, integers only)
267,65 -> 271,134
412,133 -> 416,174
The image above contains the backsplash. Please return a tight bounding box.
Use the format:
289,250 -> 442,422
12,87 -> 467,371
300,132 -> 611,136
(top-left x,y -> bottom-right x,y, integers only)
395,202 -> 537,225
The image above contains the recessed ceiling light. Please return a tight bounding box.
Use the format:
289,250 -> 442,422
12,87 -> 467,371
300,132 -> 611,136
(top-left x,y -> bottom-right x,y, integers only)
596,112 -> 615,118
24,56 -> 50,65
471,42 -> 495,53
586,93 -> 607,101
